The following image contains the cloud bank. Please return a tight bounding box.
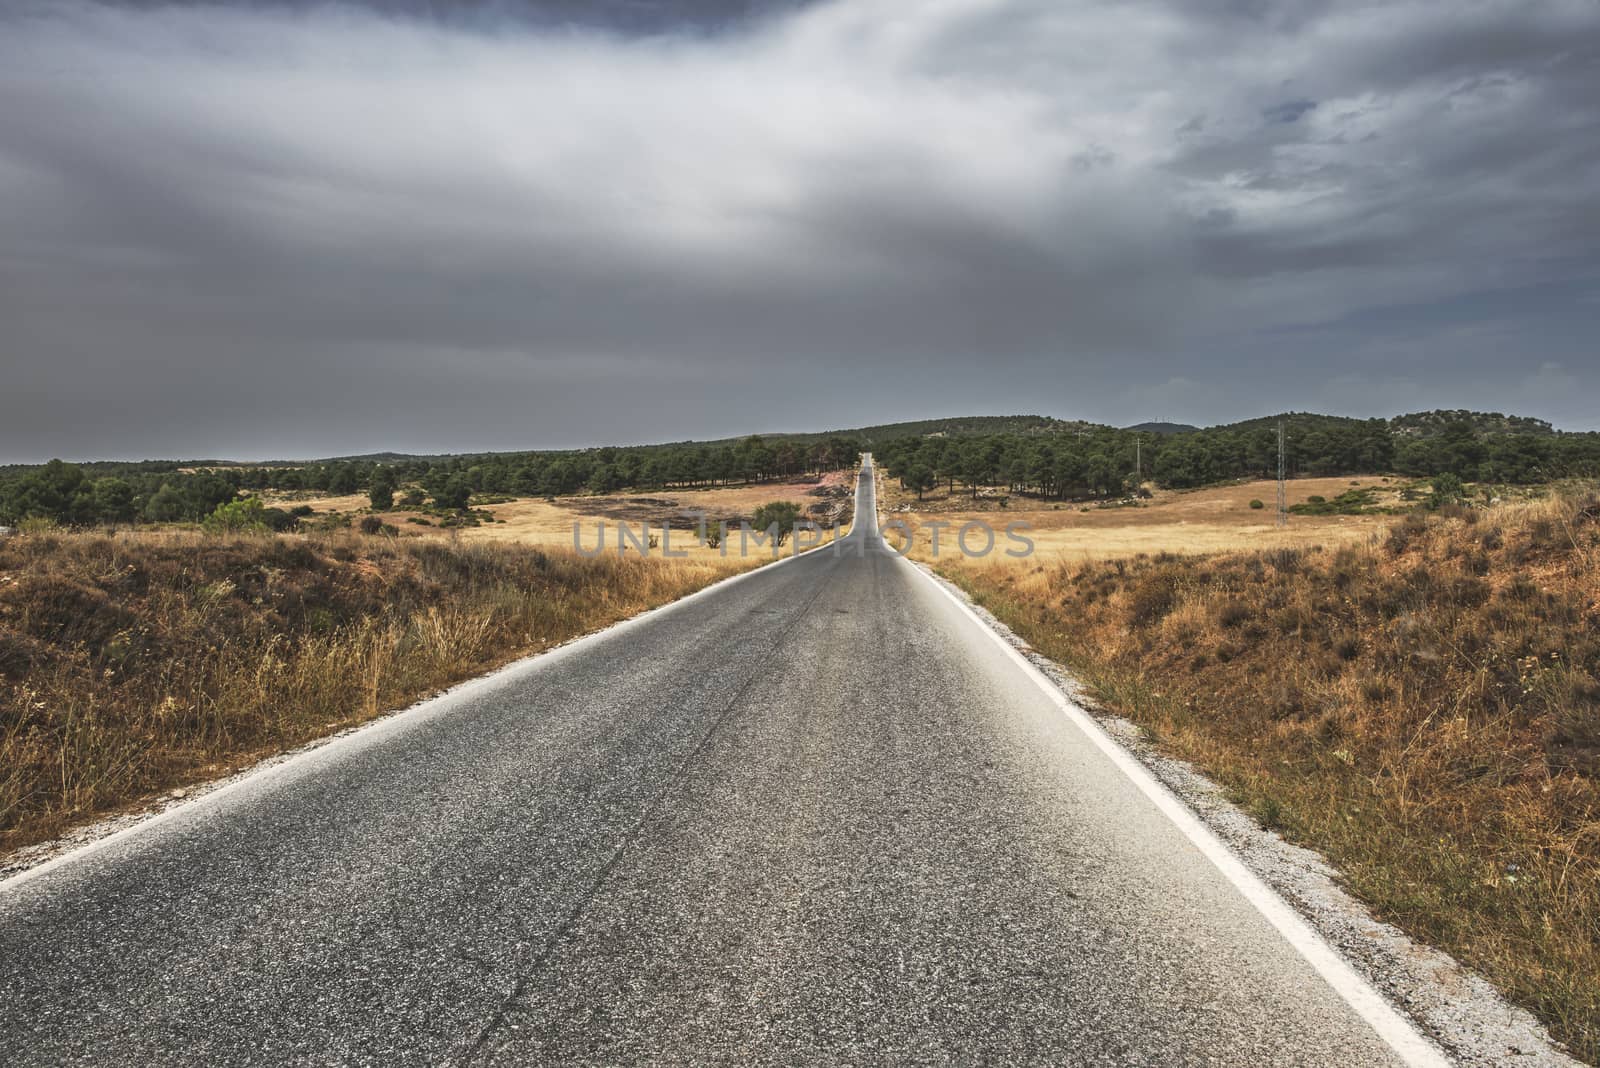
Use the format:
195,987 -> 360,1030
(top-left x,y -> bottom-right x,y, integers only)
2,0 -> 1597,460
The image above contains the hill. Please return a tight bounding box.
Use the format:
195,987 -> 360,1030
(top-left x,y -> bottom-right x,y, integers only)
779,414 -> 1106,443
1390,410 -> 1555,438
1204,411 -> 1383,435
1124,421 -> 1199,435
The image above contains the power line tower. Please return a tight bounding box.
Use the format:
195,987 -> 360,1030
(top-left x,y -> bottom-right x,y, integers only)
1276,420 -> 1288,527
1134,434 -> 1142,485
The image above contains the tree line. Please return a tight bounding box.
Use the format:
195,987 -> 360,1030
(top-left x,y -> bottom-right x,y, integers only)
0,435 -> 866,527
874,414 -> 1600,501
7,412 -> 1600,528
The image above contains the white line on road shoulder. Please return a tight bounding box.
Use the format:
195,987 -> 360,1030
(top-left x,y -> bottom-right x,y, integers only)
894,552 -> 1451,1068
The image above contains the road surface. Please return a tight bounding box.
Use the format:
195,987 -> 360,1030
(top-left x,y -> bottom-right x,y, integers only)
0,458 -> 1438,1065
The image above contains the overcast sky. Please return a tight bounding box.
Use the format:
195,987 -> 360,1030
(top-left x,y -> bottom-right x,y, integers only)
2,0 -> 1597,461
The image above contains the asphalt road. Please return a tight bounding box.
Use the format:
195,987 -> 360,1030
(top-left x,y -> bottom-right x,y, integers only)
0,458 -> 1439,1065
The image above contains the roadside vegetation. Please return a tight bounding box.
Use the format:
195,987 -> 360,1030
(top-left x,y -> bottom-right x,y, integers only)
0,530 -> 750,856
940,489 -> 1600,1059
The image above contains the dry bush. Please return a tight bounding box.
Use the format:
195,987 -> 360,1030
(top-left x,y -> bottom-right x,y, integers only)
944,489 -> 1600,1060
0,530 -> 742,853
1126,566 -> 1184,626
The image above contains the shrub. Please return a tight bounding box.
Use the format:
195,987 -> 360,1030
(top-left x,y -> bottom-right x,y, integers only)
1429,472 -> 1465,509
1126,568 -> 1181,626
1264,547 -> 1303,573
202,497 -> 268,534
1216,601 -> 1252,629
1386,513 -> 1430,555
1249,499 -> 1265,510
1292,487 -> 1382,516
1251,795 -> 1287,830
259,507 -> 299,532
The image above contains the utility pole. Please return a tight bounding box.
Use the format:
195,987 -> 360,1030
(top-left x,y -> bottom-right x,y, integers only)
1134,434 -> 1142,485
1276,421 -> 1288,527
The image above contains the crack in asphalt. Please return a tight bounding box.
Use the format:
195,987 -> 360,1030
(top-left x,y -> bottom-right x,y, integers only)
450,563 -> 838,1066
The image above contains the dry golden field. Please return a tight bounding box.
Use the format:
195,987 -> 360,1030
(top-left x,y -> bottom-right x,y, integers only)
271,471 -> 855,560
876,473 -> 1407,565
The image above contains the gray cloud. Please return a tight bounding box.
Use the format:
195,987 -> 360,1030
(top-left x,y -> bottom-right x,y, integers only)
1,0 -> 1598,461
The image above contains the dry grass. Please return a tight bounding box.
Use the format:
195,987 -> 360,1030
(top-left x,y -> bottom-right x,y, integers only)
0,529 -> 753,854
881,475 -> 1401,564
940,489 -> 1600,1060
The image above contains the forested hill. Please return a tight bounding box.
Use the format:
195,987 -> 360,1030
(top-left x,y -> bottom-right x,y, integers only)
752,414 -> 1096,443
1157,410 -> 1559,440
4,409 -> 1600,526
293,416 -> 1084,464
1124,422 -> 1200,435
1390,410 -> 1555,437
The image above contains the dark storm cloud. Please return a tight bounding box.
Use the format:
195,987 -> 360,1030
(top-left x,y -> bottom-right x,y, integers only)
1,0 -> 1598,461
1262,100 -> 1316,124
102,0 -> 815,33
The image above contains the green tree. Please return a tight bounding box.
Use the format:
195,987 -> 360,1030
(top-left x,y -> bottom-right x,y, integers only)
905,465 -> 936,500
750,500 -> 805,546
369,467 -> 396,511
588,464 -> 621,495
0,459 -> 85,524
433,476 -> 472,512
327,464 -> 360,494
92,478 -> 136,524
144,483 -> 186,523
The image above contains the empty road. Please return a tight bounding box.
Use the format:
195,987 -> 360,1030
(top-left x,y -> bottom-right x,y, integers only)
0,458 -> 1441,1065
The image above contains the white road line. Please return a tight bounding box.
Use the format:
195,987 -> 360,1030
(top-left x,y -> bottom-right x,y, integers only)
892,549 -> 1450,1067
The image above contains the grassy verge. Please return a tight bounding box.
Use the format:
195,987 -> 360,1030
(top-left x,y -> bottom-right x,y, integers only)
940,492 -> 1600,1061
0,530 -> 751,855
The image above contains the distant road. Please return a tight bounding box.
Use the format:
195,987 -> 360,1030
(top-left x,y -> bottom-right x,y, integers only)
0,456 -> 1441,1064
